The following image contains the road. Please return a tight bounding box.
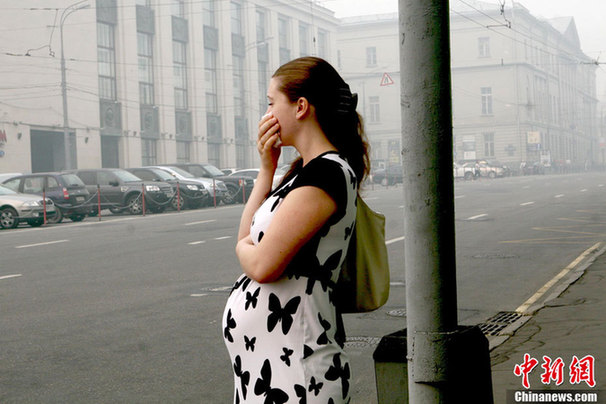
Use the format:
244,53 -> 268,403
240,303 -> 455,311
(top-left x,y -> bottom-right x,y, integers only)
1,172 -> 605,403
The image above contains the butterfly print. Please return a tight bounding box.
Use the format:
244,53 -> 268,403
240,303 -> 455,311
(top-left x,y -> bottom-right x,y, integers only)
308,376 -> 323,396
303,345 -> 314,359
224,309 -> 236,343
245,287 -> 260,310
280,347 -> 294,366
258,231 -> 265,243
231,276 -> 252,294
316,313 -> 332,345
344,224 -> 353,240
267,293 -> 301,335
244,335 -> 256,352
233,355 -> 250,400
305,250 -> 342,295
254,359 -> 289,404
294,384 -> 307,404
347,169 -> 356,187
325,353 -> 351,399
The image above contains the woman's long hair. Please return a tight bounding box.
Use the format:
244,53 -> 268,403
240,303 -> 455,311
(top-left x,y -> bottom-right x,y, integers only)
272,57 -> 370,186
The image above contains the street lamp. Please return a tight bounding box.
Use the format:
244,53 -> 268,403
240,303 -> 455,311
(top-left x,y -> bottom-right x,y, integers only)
60,0 -> 89,170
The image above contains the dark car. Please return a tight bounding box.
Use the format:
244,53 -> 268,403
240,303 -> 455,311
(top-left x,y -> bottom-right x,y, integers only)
126,167 -> 208,210
165,163 -> 254,204
71,168 -> 173,215
372,164 -> 403,185
2,172 -> 90,223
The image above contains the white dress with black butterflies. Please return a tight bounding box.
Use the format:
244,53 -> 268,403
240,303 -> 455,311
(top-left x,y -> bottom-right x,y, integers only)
222,152 -> 357,404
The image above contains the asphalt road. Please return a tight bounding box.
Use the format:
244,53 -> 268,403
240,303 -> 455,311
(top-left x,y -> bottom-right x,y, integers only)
1,171 -> 605,403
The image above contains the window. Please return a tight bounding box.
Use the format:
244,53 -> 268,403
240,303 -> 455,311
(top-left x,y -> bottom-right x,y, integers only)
203,0 -> 215,27
97,22 -> 116,100
369,96 -> 380,123
233,55 -> 245,117
483,132 -> 495,157
478,37 -> 490,58
47,176 -> 60,190
138,32 -> 154,105
2,178 -> 19,192
136,0 -> 150,5
204,48 -> 218,113
278,16 -> 290,64
299,23 -> 309,56
176,141 -> 190,162
317,29 -> 328,58
172,0 -> 185,17
231,1 -> 242,36
173,41 -> 188,110
366,47 -> 377,67
481,87 -> 493,115
141,139 -> 157,166
256,9 -> 266,43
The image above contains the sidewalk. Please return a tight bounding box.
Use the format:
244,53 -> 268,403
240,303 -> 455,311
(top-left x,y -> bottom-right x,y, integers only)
490,245 -> 606,403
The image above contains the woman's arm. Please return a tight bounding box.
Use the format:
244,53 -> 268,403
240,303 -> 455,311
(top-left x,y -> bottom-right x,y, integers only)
236,185 -> 337,283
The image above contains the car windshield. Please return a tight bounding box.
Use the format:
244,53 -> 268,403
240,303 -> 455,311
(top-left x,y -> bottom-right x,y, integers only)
149,169 -> 174,181
0,185 -> 17,195
168,166 -> 195,178
201,164 -> 224,177
113,170 -> 143,182
60,174 -> 85,187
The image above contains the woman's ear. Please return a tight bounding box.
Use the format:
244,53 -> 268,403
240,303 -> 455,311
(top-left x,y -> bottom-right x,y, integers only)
295,97 -> 310,120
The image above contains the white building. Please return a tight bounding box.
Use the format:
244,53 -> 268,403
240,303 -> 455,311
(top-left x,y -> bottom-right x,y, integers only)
0,0 -> 338,173
336,2 -> 600,172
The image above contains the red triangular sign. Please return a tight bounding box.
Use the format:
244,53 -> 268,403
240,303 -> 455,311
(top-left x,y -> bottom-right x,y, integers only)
380,73 -> 394,86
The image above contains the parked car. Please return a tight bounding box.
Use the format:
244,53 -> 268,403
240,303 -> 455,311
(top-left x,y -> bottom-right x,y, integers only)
453,163 -> 476,180
126,167 -> 208,210
70,168 -> 173,215
461,161 -> 504,178
165,163 -> 254,204
0,184 -> 56,229
229,167 -> 286,190
148,165 -> 226,206
372,164 -> 403,185
2,172 -> 91,223
0,172 -> 22,183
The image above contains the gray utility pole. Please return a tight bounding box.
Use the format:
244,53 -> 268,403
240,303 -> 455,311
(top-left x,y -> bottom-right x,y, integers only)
60,1 -> 89,171
399,0 -> 493,402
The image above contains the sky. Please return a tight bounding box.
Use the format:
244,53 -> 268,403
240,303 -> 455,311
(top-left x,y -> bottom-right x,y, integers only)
321,0 -> 606,98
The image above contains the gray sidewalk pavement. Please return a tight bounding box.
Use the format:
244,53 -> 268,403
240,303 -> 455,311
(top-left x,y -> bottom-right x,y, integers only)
490,245 -> 606,403
346,244 -> 606,403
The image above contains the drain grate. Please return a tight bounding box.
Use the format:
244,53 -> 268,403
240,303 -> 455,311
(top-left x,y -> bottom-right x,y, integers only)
387,308 -> 406,318
478,311 -> 524,336
345,336 -> 382,348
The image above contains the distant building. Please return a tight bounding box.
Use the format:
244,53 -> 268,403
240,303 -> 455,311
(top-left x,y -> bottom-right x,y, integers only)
0,0 -> 337,173
337,1 -> 599,172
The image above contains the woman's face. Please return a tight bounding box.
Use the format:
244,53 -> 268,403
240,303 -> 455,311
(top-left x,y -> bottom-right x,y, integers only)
265,78 -> 297,146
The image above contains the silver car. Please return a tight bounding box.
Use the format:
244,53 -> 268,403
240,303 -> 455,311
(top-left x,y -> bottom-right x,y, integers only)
0,185 -> 56,229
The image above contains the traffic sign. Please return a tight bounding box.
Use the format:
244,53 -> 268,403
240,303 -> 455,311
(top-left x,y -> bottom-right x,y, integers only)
380,73 -> 394,86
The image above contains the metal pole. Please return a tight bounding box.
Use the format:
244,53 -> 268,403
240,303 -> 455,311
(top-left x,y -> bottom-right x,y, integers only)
399,0 -> 458,401
59,1 -> 89,171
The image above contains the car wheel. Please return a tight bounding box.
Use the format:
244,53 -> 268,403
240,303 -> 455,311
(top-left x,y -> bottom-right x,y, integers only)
69,214 -> 86,222
171,194 -> 188,210
381,178 -> 388,186
29,219 -> 44,227
488,171 -> 496,179
464,172 -> 473,180
127,194 -> 143,215
223,183 -> 239,205
47,207 -> 63,224
0,207 -> 19,229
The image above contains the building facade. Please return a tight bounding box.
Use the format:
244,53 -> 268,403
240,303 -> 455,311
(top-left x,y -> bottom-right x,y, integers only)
336,2 -> 600,172
0,0 -> 338,173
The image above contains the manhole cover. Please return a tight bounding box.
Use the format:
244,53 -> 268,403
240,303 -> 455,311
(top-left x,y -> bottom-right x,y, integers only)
478,311 -> 524,336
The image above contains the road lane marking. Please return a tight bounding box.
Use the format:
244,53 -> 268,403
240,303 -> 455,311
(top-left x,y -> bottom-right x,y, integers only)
190,294 -> 208,297
0,274 -> 22,281
188,241 -> 206,245
215,236 -> 231,240
184,220 -> 216,226
386,236 -> 405,245
454,195 -> 466,199
15,240 -> 68,249
467,214 -> 487,220
516,242 -> 602,313
555,194 -> 564,198
520,201 -> 535,206
599,184 -> 604,187
580,189 -> 587,192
